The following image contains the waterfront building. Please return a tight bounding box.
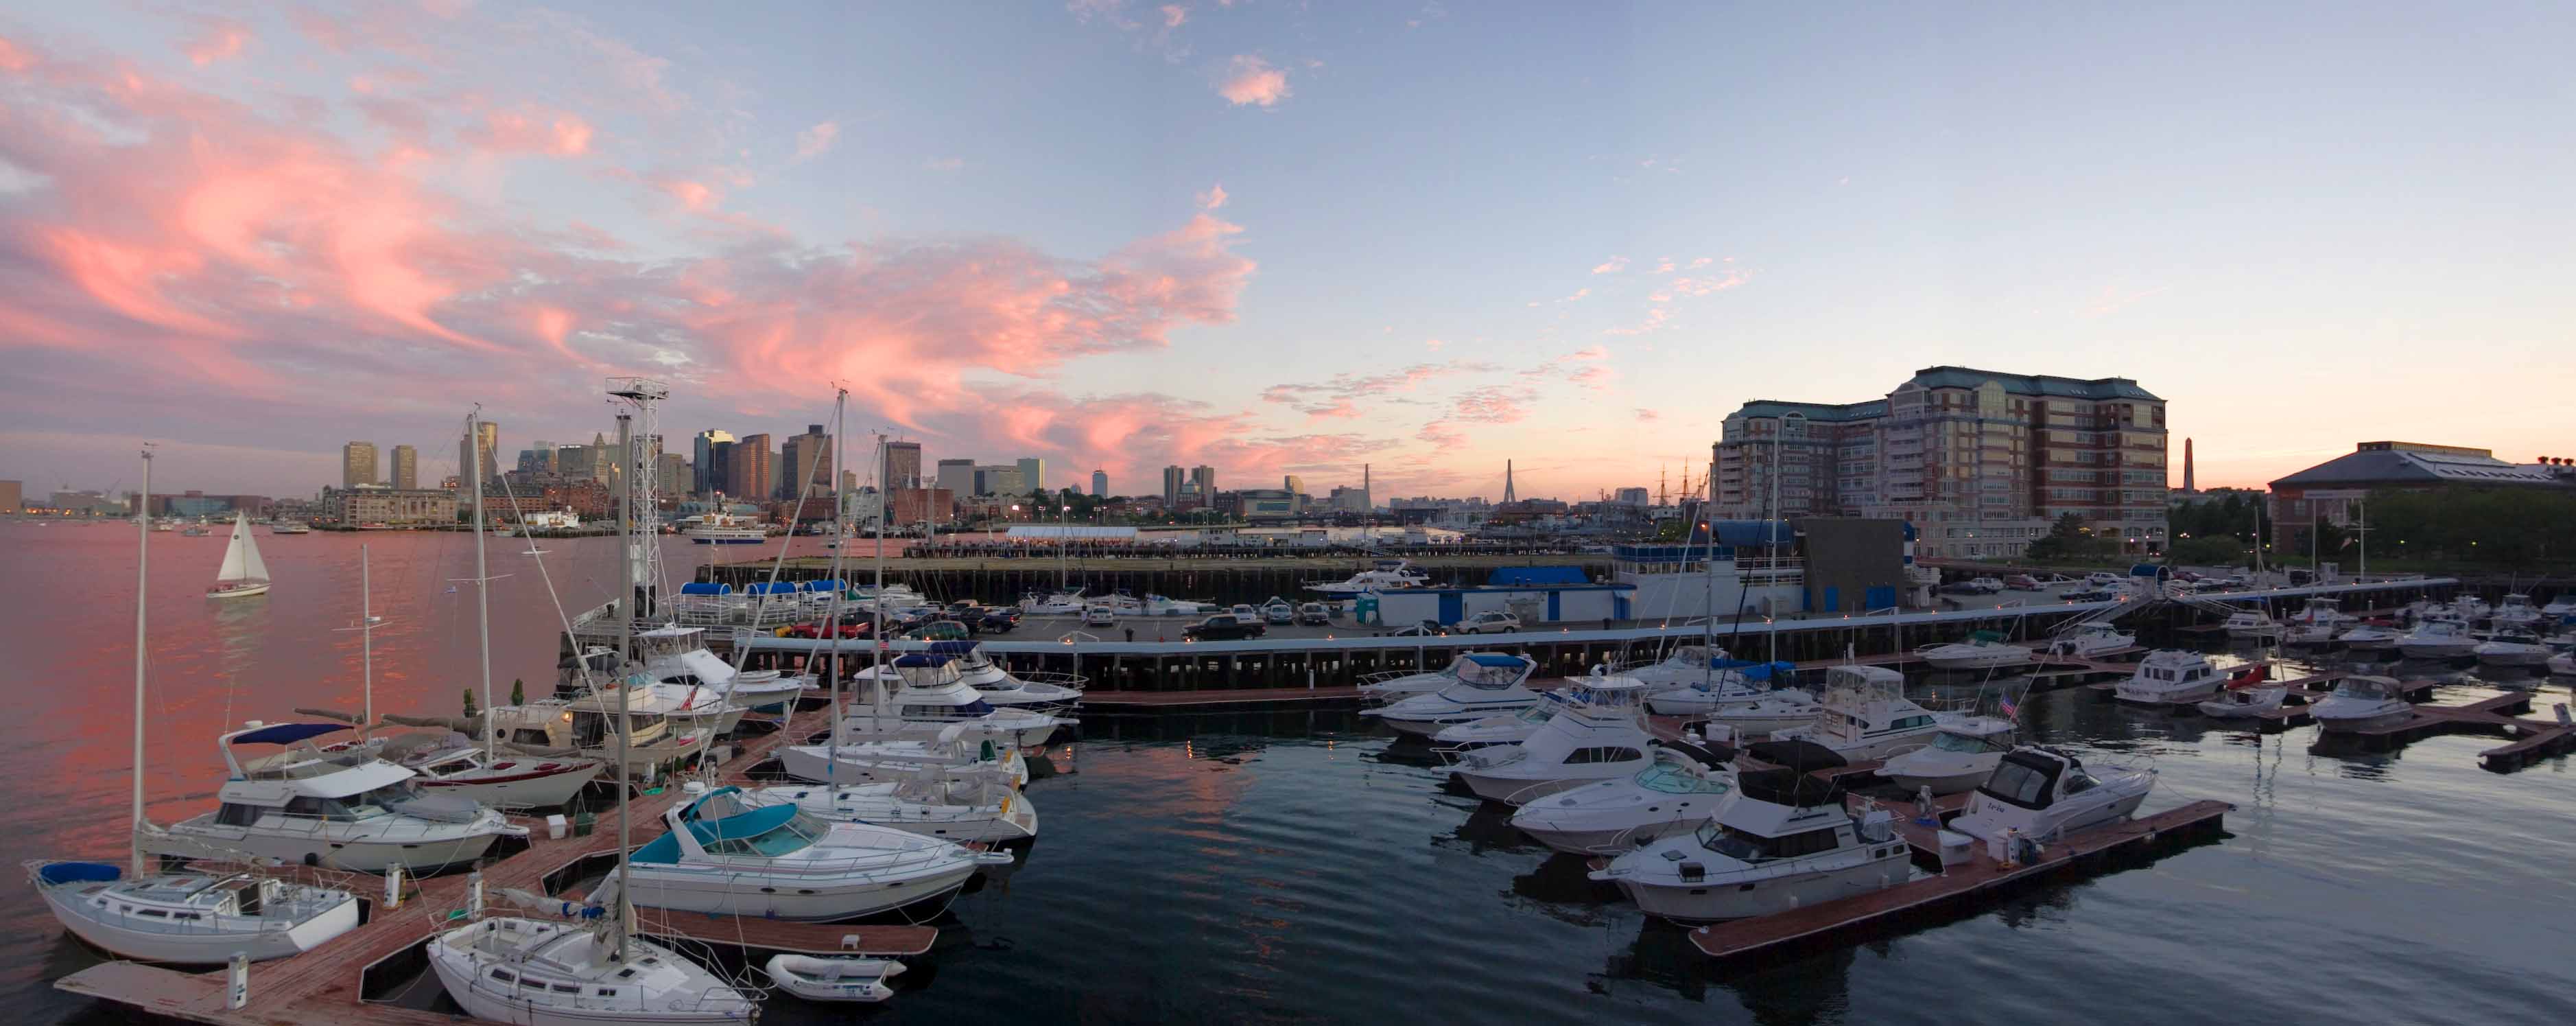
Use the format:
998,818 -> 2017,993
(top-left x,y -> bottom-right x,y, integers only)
459,421 -> 499,485
885,441 -> 923,490
341,441 -> 378,489
730,434 -> 774,500
391,444 -> 417,490
0,479 -> 18,513
321,485 -> 458,526
1092,468 -> 1109,496
693,430 -> 734,494
888,487 -> 954,526
2266,441 -> 2576,550
1713,366 -> 2169,559
935,458 -> 976,496
1016,456 -> 1043,493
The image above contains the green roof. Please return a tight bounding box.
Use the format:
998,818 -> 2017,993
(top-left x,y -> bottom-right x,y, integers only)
1907,366 -> 2162,401
1732,399 -> 1888,422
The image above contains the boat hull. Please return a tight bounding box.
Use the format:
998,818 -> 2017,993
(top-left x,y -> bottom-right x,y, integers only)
158,821 -> 506,874
622,863 -> 975,922
2397,641 -> 2477,660
207,582 -> 271,599
36,881 -> 359,964
1613,854 -> 1910,923
2112,681 -> 2222,705
418,762 -> 600,809
2474,649 -> 2551,667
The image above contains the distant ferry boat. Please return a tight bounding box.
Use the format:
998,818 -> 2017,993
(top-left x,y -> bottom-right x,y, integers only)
268,520 -> 311,534
682,513 -> 766,544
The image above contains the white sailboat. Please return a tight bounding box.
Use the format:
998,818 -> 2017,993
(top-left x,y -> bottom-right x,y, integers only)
29,446 -> 362,964
206,509 -> 271,598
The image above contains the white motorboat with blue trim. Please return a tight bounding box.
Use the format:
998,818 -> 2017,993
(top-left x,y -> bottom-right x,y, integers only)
602,786 -> 1008,923
840,653 -> 1070,748
927,640 -> 1084,712
148,722 -> 521,874
745,767 -> 1038,844
1509,742 -> 1735,854
1362,653 -> 1541,736
1590,768 -> 1909,922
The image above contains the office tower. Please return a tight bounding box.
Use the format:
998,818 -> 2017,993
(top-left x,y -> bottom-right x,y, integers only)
781,424 -> 831,499
1015,457 -> 1043,493
972,465 -> 1024,496
1091,469 -> 1108,496
704,440 -> 733,495
390,445 -> 417,490
342,442 -> 378,489
1161,465 -> 1184,506
458,420 -> 499,482
730,434 -> 774,500
935,458 -> 976,496
1189,465 -> 1216,500
654,452 -> 687,495
884,441 -> 923,490
529,439 -> 555,474
693,430 -> 735,495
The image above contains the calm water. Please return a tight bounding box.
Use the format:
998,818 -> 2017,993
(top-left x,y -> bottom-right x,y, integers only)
2,522 -> 2571,1025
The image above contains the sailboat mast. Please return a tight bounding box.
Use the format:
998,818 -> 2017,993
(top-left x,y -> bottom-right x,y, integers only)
821,388 -> 848,772
130,445 -> 152,877
362,544 -> 374,730
469,409 -> 494,760
1701,441 -> 1718,684
873,433 -> 890,723
612,406 -> 637,951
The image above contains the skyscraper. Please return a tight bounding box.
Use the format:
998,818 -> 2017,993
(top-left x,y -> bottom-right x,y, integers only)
781,424 -> 830,499
884,441 -> 923,490
459,420 -> 500,483
1190,465 -> 1216,500
705,440 -> 733,496
391,445 -> 417,490
1015,457 -> 1043,493
342,441 -> 378,489
693,430 -> 733,495
1091,468 -> 1108,496
529,439 -> 554,474
731,434 -> 774,500
935,458 -> 975,495
1161,465 -> 1184,506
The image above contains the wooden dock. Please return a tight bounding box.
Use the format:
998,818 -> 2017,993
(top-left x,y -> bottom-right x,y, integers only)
1687,797 -> 2232,961
52,703 -> 939,1026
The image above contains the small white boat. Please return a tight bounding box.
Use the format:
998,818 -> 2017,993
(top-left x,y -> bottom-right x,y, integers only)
2336,622 -> 2402,650
28,863 -> 360,964
391,732 -> 602,810
1430,695 -> 1563,756
2111,650 -> 2225,705
1306,559 -> 1432,594
1769,665 -> 1952,761
429,916 -> 756,1026
1642,660 -> 1806,719
2548,651 -> 2575,675
1698,689 -> 1828,737
636,627 -> 814,712
207,511 -> 272,598
2538,596 -> 2576,618
1358,653 -> 1522,706
777,721 -> 1030,787
2474,629 -> 2553,668
2489,594 -> 2542,629
1879,716 -> 2018,795
2221,609 -> 2281,640
1590,768 -> 1910,922
2197,682 -> 2288,719
840,654 -> 1070,749
2396,618 -> 2478,660
744,768 -> 1037,843
1914,630 -> 2033,671
2042,622 -> 2135,660
937,640 -> 1085,711
1363,653 -> 1543,735
765,953 -> 906,1003
2309,675 -> 2415,733
1950,746 -> 2155,844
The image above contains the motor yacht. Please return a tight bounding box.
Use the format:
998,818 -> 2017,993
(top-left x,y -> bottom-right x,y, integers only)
2489,594 -> 2542,629
1590,769 -> 1909,922
2394,618 -> 2478,660
1358,652 -> 1531,706
2336,621 -> 2402,651
2288,596 -> 2356,629
1879,716 -> 2018,795
2221,609 -> 2282,640
2042,622 -> 2136,660
840,654 -> 1070,749
637,625 -> 813,712
1452,676 -> 1657,805
2538,596 -> 2576,618
2547,651 -> 2575,675
931,640 -> 1085,712
1914,631 -> 2033,671
1617,644 -> 1738,693
151,723 -> 521,874
1017,587 -> 1089,616
1697,687 -> 1829,738
1642,661 -> 1806,721
2450,595 -> 2493,622
1768,665 -> 1953,761
1430,692 -> 1565,757
1306,559 -> 1433,594
2309,675 -> 2415,732
744,767 -> 1037,844
384,732 -> 601,810
1949,746 -> 2155,844
1363,653 -> 1543,736
1509,743 -> 1735,855
603,786 -> 1009,922
2111,650 -> 2225,705
428,916 -> 756,1026
28,863 -> 360,964
2474,628 -> 2553,668
2197,677 -> 2288,718
777,721 -> 1030,787
488,687 -> 716,782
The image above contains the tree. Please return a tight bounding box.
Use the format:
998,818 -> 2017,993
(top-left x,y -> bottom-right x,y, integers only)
510,678 -> 525,705
462,688 -> 479,718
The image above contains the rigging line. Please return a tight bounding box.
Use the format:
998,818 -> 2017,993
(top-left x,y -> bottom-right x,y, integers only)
489,439 -> 593,697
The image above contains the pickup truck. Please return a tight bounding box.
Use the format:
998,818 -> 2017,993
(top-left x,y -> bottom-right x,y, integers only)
1183,614 -> 1268,641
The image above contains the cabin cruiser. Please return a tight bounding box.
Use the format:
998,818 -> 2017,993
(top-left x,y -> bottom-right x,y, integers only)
429,916 -> 756,1026
487,687 -> 715,782
745,767 -> 1037,844
2450,595 -> 2493,622
1306,559 -> 1433,594
1879,716 -> 2018,795
1950,746 -> 2155,844
1452,677 -> 1657,804
1018,587 -> 1089,616
840,654 -> 1070,748
382,732 -> 601,810
778,721 -> 1030,787
1431,700 -> 1559,756
2111,650 -> 2225,705
2336,622 -> 2402,651
2043,622 -> 2135,660
1768,665 -> 1954,761
1590,769 -> 1909,922
1145,594 -> 1222,616
28,863 -> 360,964
2395,618 -> 2479,660
1914,631 -> 2033,671
601,786 -> 1009,922
1363,653 -> 1543,736
1509,743 -> 1735,854
150,723 -> 521,874
2196,671 -> 2288,718
637,626 -> 813,712
2309,675 -> 2414,732
1617,644 -> 1739,692
2473,628 -> 2553,668
930,640 -> 1085,711
2288,596 -> 2357,629
1359,652 -> 1533,706
1643,661 -> 1806,721
2540,596 -> 2576,618
2221,609 -> 2282,640
2489,594 -> 2542,629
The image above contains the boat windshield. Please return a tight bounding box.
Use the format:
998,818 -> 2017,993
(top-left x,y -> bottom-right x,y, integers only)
1515,703 -> 1558,725
1930,732 -> 2005,754
1692,822 -> 1774,862
705,811 -> 828,857
1635,764 -> 1727,795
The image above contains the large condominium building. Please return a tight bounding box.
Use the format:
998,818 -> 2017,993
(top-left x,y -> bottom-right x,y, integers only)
1713,366 -> 2169,559
779,425 -> 831,500
885,441 -> 923,490
342,441 -> 379,489
390,445 -> 418,490
729,434 -> 775,500
934,458 -> 975,496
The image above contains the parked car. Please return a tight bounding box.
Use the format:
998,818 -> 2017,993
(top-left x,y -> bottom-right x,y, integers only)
786,620 -> 871,640
1942,580 -> 1996,595
1384,620 -> 1449,637
2002,574 -> 2043,591
1452,611 -> 1522,634
1183,614 -> 1268,641
1297,602 -> 1332,626
1083,605 -> 1118,627
1261,602 -> 1296,625
978,610 -> 1021,633
1229,603 -> 1262,622
1968,576 -> 2007,593
2061,587 -> 2120,603
2083,572 -> 2123,587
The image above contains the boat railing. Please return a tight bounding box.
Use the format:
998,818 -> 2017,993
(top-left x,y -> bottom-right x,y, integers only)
1008,670 -> 1091,692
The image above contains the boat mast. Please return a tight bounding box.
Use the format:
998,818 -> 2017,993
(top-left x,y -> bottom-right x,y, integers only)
604,378 -> 667,955
130,444 -> 152,877
821,388 -> 848,778
1701,441 -> 1718,685
469,408 -> 494,761
873,433 -> 890,725
362,544 -> 375,730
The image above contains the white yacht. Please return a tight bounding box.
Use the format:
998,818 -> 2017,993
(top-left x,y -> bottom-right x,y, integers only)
2221,609 -> 2282,639
2288,596 -> 2356,629
637,626 -> 813,712
2395,618 -> 2479,660
606,786 -> 1008,922
386,732 -> 602,810
744,768 -> 1037,844
2450,595 -> 2493,622
1950,746 -> 2155,844
2489,594 -> 2542,629
680,511 -> 766,544
1696,687 -> 1829,738
1452,677 -> 1657,805
2547,651 -> 2574,675
2538,596 -> 2576,618
1590,768 -> 1910,922
487,688 -> 716,782
1768,665 -> 1953,761
1144,594 -> 1222,616
1509,744 -> 1735,855
2197,681 -> 2288,719
1306,559 -> 1433,594
2309,675 -> 2415,732
2111,650 -> 2225,705
2042,622 -> 2135,660
778,721 -> 1030,787
1359,652 -> 1531,706
29,863 -> 361,964
1643,662 -> 1810,723
1362,653 -> 1542,736
2473,628 -> 2552,668
152,723 -> 521,874
1879,716 -> 2018,795
841,654 -> 1070,749
1017,587 -> 1089,616
429,916 -> 756,1026
2336,622 -> 2402,651
1914,631 -> 2033,671
1618,644 -> 1738,693
933,640 -> 1085,711
1431,691 -> 1569,756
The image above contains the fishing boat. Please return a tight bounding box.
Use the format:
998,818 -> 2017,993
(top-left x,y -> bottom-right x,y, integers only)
1590,768 -> 1909,922
764,954 -> 905,1003
1949,746 -> 2155,844
2111,650 -> 2225,705
150,723 -> 521,874
1768,665 -> 1954,760
2309,675 -> 2415,732
604,786 -> 1008,922
1508,742 -> 1734,854
1879,716 -> 2019,795
1362,653 -> 1544,736
1914,630 -> 2033,671
206,511 -> 271,598
1451,676 -> 1657,804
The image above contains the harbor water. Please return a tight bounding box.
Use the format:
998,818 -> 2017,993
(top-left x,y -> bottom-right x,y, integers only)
1,522 -> 2570,1025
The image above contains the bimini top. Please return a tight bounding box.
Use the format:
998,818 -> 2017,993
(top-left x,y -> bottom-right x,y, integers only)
805,580 -> 845,592
1734,767 -> 1847,809
1465,653 -> 1527,668
228,723 -> 351,747
677,582 -> 733,596
747,581 -> 801,595
635,790 -> 804,864
925,640 -> 984,657
890,654 -> 955,668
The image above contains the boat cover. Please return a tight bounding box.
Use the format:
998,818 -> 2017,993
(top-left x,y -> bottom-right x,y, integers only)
1735,767 -> 1846,808
1745,739 -> 1848,772
231,723 -> 351,746
37,861 -> 121,885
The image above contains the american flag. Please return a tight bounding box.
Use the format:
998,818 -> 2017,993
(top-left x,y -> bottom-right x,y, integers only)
1999,695 -> 2019,719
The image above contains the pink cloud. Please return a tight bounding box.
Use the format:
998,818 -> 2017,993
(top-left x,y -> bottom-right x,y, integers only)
0,35 -> 37,73
1565,345 -> 1609,361
1688,256 -> 1712,268
1635,408 -> 1659,421
795,121 -> 840,161
1568,364 -> 1616,392
474,106 -> 595,156
1262,360 -> 1497,417
1218,55 -> 1289,106
184,21 -> 252,66
1449,384 -> 1535,424
1590,255 -> 1628,275
1161,4 -> 1189,27
1417,421 -> 1465,448
1197,183 -> 1227,209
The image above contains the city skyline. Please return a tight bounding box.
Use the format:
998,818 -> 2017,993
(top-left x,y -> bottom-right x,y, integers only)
3,4 -> 2572,500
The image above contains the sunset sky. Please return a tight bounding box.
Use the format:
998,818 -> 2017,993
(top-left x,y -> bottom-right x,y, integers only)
3,2 -> 2570,501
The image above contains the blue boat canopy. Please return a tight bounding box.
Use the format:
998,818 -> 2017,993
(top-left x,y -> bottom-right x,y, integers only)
891,654 -> 954,668
37,861 -> 120,885
1736,661 -> 1797,682
231,723 -> 349,746
1465,653 -> 1529,667
924,640 -> 982,656
746,582 -> 801,594
678,582 -> 733,596
805,580 -> 844,592
1487,566 -> 1590,586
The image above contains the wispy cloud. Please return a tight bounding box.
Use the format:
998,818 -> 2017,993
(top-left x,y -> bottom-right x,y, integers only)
1197,183 -> 1227,209
794,121 -> 840,161
1218,55 -> 1290,106
1590,255 -> 1628,275
923,156 -> 965,172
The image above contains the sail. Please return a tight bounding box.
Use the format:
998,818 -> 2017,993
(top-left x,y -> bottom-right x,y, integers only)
220,511 -> 270,583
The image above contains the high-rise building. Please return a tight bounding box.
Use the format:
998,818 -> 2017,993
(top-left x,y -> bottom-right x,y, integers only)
972,465 -> 1024,496
1614,487 -> 1651,506
884,441 -> 923,490
459,420 -> 500,483
654,452 -> 687,496
1015,457 -> 1044,493
1190,465 -> 1216,500
1091,469 -> 1108,496
693,430 -> 733,495
1161,465 -> 1185,506
529,439 -> 554,474
780,424 -> 831,500
342,441 -> 379,489
703,439 -> 733,495
1712,366 -> 2169,559
391,445 -> 418,490
0,480 -> 21,513
934,458 -> 976,496
730,434 -> 774,501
